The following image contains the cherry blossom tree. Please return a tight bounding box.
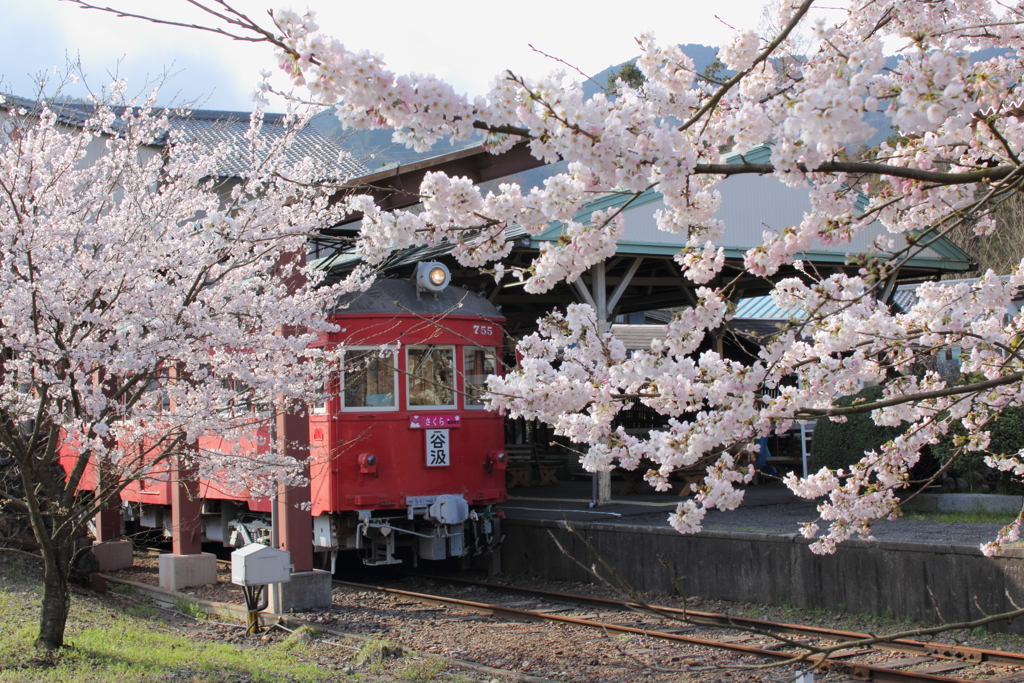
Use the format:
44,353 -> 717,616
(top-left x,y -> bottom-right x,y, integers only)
69,0 -> 1024,558
0,85 -> 362,650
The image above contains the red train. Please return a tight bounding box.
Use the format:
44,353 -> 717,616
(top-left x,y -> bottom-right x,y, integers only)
120,263 -> 508,568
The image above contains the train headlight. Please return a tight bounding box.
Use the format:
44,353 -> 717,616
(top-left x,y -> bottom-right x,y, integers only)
416,261 -> 450,295
486,451 -> 507,473
358,452 -> 378,476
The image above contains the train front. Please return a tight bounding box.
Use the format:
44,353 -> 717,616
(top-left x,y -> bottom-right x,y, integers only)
309,263 -> 508,567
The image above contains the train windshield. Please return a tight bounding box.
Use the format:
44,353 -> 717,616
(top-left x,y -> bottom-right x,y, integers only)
407,345 -> 455,408
463,347 -> 496,407
342,348 -> 397,410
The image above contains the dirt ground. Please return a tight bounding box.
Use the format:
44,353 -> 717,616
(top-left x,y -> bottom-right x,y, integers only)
103,550 -> 1024,683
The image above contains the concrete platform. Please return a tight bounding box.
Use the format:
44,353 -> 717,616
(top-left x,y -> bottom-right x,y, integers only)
905,493 -> 1024,514
498,479 -> 1024,631
159,552 -> 217,591
502,517 -> 1024,633
499,480 -> 1011,546
269,569 -> 332,613
92,540 -> 133,572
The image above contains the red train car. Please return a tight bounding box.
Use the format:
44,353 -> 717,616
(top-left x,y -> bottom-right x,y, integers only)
121,263 -> 508,568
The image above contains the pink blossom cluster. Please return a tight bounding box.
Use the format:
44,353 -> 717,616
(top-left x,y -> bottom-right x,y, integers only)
256,0 -> 1024,554
0,93 -> 364,499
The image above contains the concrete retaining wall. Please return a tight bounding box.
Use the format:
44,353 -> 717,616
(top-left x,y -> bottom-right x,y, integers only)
502,519 -> 1024,633
903,493 -> 1024,514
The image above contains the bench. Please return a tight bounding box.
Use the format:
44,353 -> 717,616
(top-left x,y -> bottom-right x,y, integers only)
504,444 -> 566,487
504,444 -> 534,489
763,456 -> 803,479
671,468 -> 705,496
613,460 -> 705,496
535,452 -> 566,486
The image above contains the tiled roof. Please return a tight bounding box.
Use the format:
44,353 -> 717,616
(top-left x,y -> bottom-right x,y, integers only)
0,94 -> 369,181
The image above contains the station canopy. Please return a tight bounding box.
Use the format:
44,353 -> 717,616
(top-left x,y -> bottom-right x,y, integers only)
315,145 -> 972,335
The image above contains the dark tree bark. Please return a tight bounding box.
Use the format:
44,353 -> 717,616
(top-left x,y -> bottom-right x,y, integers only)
36,536 -> 71,651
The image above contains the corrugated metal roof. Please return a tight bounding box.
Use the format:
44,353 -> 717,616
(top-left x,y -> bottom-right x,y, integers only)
612,318 -> 795,349
311,223 -> 530,273
610,324 -> 668,350
316,143 -> 971,279
171,115 -> 367,180
894,275 -> 1024,312
529,145 -> 970,270
733,295 -> 804,319
734,275 -> 1024,321
535,178 -> 955,265
0,94 -> 369,181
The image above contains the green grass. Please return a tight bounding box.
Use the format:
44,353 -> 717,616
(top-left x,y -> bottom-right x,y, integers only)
173,596 -> 208,620
396,656 -> 447,683
354,638 -> 404,674
0,555 -> 474,683
0,556 -> 348,683
353,639 -> 450,683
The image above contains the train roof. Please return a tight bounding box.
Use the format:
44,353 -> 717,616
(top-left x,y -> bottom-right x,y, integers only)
331,278 -> 504,319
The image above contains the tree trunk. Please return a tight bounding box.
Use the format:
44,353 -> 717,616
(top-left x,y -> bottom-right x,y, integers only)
35,542 -> 71,651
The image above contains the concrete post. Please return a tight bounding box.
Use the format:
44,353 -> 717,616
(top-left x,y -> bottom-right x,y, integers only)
91,464 -> 133,572
91,370 -> 133,571
93,495 -> 119,543
170,457 -> 201,556
159,453 -> 217,590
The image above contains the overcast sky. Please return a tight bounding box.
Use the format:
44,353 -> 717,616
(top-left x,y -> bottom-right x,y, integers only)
2,0 -> 791,112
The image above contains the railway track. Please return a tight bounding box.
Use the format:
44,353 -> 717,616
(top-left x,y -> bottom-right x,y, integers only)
333,575 -> 1024,683
138,549 -> 1024,681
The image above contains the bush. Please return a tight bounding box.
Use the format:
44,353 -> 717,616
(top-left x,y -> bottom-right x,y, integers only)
809,384 -> 910,473
934,400 -> 1024,480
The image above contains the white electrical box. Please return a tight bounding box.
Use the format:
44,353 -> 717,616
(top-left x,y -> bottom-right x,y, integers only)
231,543 -> 293,586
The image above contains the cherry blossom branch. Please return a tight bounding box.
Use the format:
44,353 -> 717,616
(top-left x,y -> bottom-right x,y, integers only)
678,0 -> 815,132
692,160 -> 1016,185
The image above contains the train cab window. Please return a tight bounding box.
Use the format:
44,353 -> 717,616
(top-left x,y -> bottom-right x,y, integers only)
342,348 -> 397,411
407,345 -> 455,408
463,346 -> 496,408
312,378 -> 330,415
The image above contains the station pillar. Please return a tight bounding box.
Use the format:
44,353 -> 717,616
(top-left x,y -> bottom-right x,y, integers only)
92,483 -> 133,572
269,398 -> 332,613
159,454 -> 216,590
90,374 -> 133,571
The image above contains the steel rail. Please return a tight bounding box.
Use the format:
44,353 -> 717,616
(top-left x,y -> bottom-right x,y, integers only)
409,574 -> 1024,668
334,579 -> 987,683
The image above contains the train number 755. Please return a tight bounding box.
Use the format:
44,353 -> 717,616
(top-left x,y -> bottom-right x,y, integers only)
472,325 -> 494,336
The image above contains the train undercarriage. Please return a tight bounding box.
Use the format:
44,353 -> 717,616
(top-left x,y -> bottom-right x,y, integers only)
126,493 -> 503,571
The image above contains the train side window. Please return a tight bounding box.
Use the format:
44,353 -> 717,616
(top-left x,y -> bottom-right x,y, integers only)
463,346 -> 496,408
342,348 -> 397,411
145,368 -> 171,413
407,345 -> 455,408
312,378 -> 330,415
